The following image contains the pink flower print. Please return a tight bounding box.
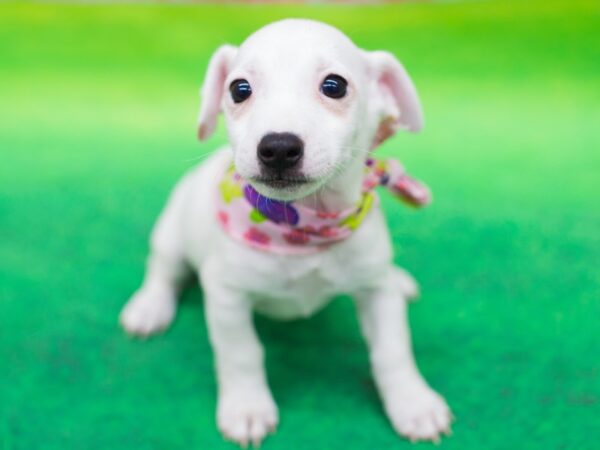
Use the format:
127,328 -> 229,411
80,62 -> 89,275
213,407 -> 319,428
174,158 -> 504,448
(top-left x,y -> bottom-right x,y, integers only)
217,210 -> 229,228
302,225 -> 317,235
294,225 -> 335,237
362,178 -> 378,191
243,227 -> 271,246
316,211 -> 340,220
283,229 -> 311,245
317,226 -> 338,238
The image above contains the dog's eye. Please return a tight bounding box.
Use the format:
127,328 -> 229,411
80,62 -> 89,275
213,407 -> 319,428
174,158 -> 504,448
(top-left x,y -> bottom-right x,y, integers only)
230,79 -> 252,103
320,74 -> 347,99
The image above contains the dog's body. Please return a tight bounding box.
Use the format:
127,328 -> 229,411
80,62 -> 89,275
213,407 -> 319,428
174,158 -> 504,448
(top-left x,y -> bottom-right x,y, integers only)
120,19 -> 451,446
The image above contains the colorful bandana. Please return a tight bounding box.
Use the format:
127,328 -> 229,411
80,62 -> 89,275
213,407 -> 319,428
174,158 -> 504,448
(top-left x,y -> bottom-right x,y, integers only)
216,157 -> 431,255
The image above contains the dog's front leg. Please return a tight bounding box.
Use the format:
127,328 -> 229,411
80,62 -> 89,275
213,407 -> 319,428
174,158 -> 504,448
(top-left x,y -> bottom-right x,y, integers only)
355,267 -> 452,442
201,270 -> 278,448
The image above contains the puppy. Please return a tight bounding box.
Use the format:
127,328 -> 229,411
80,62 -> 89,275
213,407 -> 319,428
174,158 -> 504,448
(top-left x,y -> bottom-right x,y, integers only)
120,19 -> 452,446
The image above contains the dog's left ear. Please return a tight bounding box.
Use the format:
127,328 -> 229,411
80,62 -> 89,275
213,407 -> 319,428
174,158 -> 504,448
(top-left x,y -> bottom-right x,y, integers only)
366,51 -> 423,148
197,45 -> 238,141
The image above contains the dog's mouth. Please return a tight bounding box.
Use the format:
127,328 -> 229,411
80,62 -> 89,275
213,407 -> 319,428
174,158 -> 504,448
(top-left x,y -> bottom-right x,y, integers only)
250,174 -> 313,190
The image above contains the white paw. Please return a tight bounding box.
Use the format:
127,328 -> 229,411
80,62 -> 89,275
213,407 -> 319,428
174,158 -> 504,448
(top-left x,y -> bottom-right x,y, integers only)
217,386 -> 279,448
119,287 -> 176,337
383,382 -> 453,443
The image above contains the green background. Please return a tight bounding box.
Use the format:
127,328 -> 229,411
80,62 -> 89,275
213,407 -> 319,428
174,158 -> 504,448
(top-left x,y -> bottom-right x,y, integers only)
1,1 -> 599,449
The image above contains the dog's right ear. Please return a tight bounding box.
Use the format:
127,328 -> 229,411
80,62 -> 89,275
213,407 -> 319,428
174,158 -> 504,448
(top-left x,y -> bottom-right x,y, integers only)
197,45 -> 238,141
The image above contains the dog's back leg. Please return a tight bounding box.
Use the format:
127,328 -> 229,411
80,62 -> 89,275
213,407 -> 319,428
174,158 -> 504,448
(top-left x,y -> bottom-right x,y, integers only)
120,175 -> 193,337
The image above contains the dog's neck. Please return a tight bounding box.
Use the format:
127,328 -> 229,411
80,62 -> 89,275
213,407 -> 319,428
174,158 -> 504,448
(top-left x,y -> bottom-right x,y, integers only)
295,157 -> 365,213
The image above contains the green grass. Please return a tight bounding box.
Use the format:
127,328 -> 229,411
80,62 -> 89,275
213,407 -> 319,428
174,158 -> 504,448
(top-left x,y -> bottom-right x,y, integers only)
1,1 -> 599,449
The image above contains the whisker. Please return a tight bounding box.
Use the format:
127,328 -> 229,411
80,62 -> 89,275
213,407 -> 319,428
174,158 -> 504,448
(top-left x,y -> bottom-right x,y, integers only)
181,150 -> 216,164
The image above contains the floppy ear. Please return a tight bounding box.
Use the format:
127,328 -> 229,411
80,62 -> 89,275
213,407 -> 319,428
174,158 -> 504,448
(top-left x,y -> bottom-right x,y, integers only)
367,51 -> 423,148
197,45 -> 238,141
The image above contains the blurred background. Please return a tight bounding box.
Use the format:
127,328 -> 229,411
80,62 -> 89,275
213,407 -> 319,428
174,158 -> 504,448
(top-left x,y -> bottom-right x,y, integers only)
0,1 -> 598,449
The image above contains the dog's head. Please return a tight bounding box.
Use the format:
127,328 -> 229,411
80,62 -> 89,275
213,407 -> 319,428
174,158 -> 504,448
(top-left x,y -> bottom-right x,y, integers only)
198,19 -> 422,201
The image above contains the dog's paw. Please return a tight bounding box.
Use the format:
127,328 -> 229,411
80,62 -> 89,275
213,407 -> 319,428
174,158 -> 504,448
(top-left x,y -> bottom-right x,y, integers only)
119,288 -> 176,337
394,267 -> 420,300
383,382 -> 453,443
217,386 -> 279,448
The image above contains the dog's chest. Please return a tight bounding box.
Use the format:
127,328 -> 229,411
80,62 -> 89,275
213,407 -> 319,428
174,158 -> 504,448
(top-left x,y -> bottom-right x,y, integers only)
217,227 -> 389,320
248,255 -> 375,319
251,263 -> 344,319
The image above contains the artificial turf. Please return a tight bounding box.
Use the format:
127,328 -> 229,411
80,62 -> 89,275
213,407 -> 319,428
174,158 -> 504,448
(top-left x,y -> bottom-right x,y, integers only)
0,1 -> 599,449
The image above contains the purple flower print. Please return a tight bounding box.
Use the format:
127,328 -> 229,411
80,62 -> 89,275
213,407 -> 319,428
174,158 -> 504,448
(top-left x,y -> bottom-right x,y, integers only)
244,185 -> 300,226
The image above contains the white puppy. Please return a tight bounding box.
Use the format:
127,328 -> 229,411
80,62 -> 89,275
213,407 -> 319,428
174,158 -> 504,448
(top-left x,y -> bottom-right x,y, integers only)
120,19 -> 452,446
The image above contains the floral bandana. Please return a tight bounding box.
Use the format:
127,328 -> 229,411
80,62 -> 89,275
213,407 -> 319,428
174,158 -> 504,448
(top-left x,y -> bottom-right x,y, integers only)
216,158 -> 431,255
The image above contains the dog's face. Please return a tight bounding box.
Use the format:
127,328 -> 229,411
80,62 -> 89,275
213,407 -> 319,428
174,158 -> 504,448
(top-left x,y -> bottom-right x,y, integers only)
198,19 -> 423,201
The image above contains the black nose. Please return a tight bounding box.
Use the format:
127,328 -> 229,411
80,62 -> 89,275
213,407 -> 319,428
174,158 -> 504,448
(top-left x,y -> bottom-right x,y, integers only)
257,132 -> 304,172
